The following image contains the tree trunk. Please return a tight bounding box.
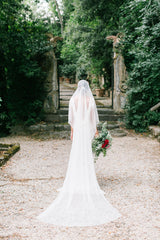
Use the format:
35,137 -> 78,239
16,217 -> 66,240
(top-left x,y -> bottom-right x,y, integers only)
54,0 -> 63,35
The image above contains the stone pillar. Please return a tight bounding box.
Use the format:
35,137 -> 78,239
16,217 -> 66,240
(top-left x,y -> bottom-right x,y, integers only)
106,34 -> 127,112
113,53 -> 127,112
42,34 -> 63,114
42,50 -> 59,114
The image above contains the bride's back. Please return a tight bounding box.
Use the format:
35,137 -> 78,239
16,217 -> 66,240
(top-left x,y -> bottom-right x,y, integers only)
68,80 -> 99,137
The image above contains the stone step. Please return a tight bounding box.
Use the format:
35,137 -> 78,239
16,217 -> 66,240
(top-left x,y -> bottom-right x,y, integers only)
58,108 -> 115,115
96,105 -> 112,108
26,121 -> 128,138
53,122 -> 120,131
60,90 -> 96,96
60,89 -> 74,92
0,147 -> 10,151
60,97 -> 73,100
27,121 -> 121,132
60,89 -> 74,93
60,101 -> 111,107
0,143 -> 20,167
110,129 -> 128,137
60,88 -> 76,92
60,88 -> 74,91
60,93 -> 73,97
60,104 -> 111,109
60,96 -> 108,101
45,114 -> 124,122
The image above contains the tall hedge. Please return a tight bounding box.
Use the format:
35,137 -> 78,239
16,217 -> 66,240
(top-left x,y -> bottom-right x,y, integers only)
121,0 -> 160,132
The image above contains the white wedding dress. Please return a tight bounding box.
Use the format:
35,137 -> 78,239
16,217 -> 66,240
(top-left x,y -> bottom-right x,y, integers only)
37,80 -> 121,226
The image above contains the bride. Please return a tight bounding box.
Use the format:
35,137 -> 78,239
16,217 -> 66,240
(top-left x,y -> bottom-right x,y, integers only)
37,80 -> 121,226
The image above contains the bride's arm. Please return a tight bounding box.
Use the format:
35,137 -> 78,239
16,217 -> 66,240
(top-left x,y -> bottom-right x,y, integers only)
70,126 -> 73,141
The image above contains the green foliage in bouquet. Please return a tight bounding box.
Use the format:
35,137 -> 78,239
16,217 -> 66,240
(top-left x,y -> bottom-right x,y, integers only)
92,122 -> 112,162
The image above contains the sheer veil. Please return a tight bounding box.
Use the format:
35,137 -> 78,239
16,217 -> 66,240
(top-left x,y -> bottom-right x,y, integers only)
68,80 -> 99,139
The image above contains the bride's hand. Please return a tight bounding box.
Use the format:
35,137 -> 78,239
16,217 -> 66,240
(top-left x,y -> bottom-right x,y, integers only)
70,131 -> 73,141
70,127 -> 73,141
95,129 -> 99,138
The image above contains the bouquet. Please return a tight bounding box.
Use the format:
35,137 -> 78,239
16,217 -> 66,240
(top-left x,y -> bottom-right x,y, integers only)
92,122 -> 112,162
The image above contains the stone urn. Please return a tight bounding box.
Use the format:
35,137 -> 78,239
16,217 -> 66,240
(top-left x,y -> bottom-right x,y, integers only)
95,88 -> 105,97
65,78 -> 71,83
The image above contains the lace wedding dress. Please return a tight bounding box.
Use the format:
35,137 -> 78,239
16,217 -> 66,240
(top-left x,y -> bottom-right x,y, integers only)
37,80 -> 121,226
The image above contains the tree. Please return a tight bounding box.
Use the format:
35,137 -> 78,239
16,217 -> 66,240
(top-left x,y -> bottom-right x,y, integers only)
60,0 -> 126,83
0,0 -> 52,135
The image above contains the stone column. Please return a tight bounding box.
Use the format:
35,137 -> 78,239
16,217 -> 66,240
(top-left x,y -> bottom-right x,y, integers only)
106,34 -> 127,112
43,50 -> 59,114
113,53 -> 127,112
42,34 -> 63,114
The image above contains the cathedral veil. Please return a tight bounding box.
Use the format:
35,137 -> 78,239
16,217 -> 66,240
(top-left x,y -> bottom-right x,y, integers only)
36,80 -> 121,226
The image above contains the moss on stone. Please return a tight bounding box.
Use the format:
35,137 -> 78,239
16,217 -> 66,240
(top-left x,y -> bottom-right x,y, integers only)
0,143 -> 20,166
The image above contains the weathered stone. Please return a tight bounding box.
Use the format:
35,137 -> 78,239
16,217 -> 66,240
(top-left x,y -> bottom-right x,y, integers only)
44,113 -> 60,122
43,90 -> 59,114
39,124 -> 47,131
10,125 -> 26,135
0,143 -> 20,166
106,34 -> 127,113
28,125 -> 41,131
41,36 -> 59,115
54,124 -> 70,131
110,129 -> 128,137
43,124 -> 55,131
107,123 -> 119,130
149,126 -> 160,137
113,54 -> 127,113
25,120 -> 127,139
43,81 -> 53,93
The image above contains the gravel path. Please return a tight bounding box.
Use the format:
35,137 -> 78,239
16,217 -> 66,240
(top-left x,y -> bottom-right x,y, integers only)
0,134 -> 159,240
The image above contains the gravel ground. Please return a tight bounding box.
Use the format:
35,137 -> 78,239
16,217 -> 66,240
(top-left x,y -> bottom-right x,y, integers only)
0,134 -> 160,240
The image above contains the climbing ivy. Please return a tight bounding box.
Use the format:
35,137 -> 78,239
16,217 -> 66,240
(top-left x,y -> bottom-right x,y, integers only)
121,0 -> 160,131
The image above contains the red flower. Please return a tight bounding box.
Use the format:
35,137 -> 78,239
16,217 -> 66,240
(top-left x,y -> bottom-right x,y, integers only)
104,139 -> 109,145
102,143 -> 106,148
101,139 -> 109,148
